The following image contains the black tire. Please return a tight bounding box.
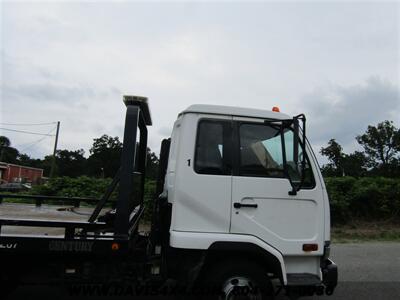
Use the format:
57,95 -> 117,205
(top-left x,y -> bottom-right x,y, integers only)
200,258 -> 274,300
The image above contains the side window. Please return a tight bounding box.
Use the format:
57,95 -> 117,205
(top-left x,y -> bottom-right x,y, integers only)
239,122 -> 315,187
239,123 -> 285,177
194,120 -> 231,175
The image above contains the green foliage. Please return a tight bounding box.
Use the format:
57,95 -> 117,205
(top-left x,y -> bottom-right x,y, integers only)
324,177 -> 356,222
30,176 -> 114,198
320,139 -> 368,177
1,134 -> 160,181
320,120 -> 399,178
320,139 -> 344,176
341,151 -> 368,177
0,135 -> 19,164
30,176 -> 157,221
0,136 -> 11,147
325,176 -> 400,225
356,120 -> 400,168
87,135 -> 123,178
143,180 -> 157,221
332,224 -> 400,243
146,148 -> 160,180
10,173 -> 400,226
54,149 -> 87,178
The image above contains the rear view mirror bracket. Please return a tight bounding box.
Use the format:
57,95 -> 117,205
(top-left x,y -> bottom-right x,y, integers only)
291,114 -> 307,195
265,115 -> 307,196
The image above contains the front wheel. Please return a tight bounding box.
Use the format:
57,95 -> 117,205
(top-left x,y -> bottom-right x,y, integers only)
201,259 -> 274,300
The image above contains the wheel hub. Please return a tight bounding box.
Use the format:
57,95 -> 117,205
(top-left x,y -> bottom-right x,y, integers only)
221,276 -> 263,300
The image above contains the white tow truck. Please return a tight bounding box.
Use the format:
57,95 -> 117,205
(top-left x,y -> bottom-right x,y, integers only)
0,96 -> 337,299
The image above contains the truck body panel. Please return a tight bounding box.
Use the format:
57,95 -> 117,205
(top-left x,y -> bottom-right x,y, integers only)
168,105 -> 330,282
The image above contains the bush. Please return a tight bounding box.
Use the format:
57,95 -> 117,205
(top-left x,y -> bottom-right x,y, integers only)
31,176 -> 114,199
143,180 -> 157,221
325,177 -> 400,225
29,177 -> 157,221
24,175 -> 400,226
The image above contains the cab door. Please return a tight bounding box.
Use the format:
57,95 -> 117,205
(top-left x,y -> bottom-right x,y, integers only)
230,117 -> 324,255
170,114 -> 233,233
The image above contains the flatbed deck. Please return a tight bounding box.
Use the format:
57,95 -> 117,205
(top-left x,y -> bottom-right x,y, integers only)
0,98 -> 155,294
0,203 -> 98,236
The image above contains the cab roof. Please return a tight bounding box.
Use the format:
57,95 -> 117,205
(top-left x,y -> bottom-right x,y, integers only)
179,104 -> 291,120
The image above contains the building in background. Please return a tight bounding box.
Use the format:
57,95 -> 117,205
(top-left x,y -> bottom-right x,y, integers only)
0,162 -> 44,184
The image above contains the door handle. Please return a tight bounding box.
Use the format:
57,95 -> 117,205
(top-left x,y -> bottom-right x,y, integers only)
233,202 -> 258,209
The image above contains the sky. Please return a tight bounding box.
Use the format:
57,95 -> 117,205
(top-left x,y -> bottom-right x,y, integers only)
1,1 -> 399,163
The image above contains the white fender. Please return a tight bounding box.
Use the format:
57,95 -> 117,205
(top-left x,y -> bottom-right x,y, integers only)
170,230 -> 288,284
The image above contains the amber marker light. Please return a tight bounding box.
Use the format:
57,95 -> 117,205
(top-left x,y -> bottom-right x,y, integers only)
272,106 -> 280,112
303,244 -> 318,252
111,243 -> 120,251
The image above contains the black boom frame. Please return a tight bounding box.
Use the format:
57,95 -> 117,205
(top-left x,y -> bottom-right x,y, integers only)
0,96 -> 152,255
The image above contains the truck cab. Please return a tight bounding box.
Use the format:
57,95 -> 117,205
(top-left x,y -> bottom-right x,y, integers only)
153,104 -> 337,298
0,97 -> 337,299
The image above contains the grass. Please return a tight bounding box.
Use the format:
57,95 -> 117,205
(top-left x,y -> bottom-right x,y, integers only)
332,222 -> 400,243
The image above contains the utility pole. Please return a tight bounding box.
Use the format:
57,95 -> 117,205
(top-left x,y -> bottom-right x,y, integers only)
50,121 -> 60,178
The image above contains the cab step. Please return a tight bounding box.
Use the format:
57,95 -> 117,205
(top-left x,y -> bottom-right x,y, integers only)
287,273 -> 321,286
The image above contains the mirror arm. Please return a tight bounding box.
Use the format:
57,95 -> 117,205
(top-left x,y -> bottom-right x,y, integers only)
265,116 -> 306,196
296,115 -> 307,192
301,116 -> 307,184
293,118 -> 299,167
280,122 -> 297,196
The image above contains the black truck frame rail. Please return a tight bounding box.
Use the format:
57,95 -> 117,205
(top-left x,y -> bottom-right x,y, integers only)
0,95 -> 152,255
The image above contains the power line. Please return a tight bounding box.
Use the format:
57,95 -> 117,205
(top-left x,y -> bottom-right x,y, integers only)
0,122 -> 57,126
19,135 -> 51,153
19,126 -> 58,153
0,127 -> 56,137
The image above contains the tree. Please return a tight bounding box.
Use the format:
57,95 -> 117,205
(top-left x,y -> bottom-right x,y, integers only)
320,139 -> 368,177
341,151 -> 368,177
320,139 -> 344,176
146,147 -> 159,180
55,149 -> 87,178
17,153 -> 39,168
0,136 -> 19,163
17,153 -> 32,164
87,135 -> 123,178
0,133 -> 161,180
0,136 -> 11,148
356,120 -> 400,174
17,153 -> 51,176
40,155 -> 55,177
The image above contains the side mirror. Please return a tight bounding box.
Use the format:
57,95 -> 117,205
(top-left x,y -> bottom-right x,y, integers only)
288,114 -> 306,196
266,115 -> 306,196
